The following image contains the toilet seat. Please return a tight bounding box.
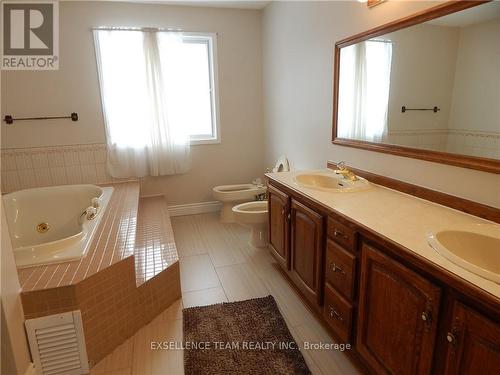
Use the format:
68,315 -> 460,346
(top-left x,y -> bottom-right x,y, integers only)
212,184 -> 266,223
232,201 -> 268,224
232,201 -> 268,247
212,157 -> 287,224
233,200 -> 267,212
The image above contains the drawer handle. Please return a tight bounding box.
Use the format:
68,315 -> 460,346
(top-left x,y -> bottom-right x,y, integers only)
331,263 -> 345,274
333,229 -> 346,239
329,307 -> 343,321
281,208 -> 290,221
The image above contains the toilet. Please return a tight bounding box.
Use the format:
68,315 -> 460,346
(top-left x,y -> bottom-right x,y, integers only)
213,157 -> 290,223
212,184 -> 267,223
232,201 -> 269,247
230,157 -> 291,246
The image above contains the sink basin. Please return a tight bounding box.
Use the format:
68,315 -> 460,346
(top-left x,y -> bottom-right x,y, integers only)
293,173 -> 370,192
428,224 -> 500,284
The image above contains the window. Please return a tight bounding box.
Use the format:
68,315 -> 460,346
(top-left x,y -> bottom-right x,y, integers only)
165,34 -> 219,144
178,34 -> 219,144
94,30 -> 219,149
338,39 -> 393,142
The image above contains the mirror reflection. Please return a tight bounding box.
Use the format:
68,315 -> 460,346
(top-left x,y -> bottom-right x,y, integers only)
337,1 -> 500,160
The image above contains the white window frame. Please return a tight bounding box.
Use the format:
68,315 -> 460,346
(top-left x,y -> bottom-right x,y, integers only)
181,32 -> 220,145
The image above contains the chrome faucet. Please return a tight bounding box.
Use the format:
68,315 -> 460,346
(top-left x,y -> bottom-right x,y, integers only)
334,161 -> 359,181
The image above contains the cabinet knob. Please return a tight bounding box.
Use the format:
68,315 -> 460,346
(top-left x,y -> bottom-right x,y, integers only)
421,311 -> 430,322
446,332 -> 457,345
287,213 -> 291,221
281,208 -> 285,216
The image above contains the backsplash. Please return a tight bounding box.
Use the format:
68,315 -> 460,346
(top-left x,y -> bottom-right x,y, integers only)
387,129 -> 500,159
387,129 -> 448,152
1,143 -> 129,193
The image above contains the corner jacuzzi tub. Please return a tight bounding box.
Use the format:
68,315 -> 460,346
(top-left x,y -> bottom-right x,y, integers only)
3,184 -> 113,268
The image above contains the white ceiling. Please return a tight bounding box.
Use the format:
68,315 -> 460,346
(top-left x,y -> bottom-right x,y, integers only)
427,1 -> 500,27
61,0 -> 271,10
159,1 -> 270,9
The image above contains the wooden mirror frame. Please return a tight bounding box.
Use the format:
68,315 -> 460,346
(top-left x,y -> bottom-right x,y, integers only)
332,0 -> 500,174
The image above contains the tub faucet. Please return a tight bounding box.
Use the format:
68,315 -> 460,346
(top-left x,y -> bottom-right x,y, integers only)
91,197 -> 101,209
80,206 -> 97,222
255,192 -> 268,201
334,161 -> 359,181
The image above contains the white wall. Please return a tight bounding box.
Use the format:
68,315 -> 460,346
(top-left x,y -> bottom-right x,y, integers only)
1,204 -> 33,375
1,71 -> 32,375
262,1 -> 500,208
449,18 -> 500,133
386,23 -> 459,132
1,1 -> 265,205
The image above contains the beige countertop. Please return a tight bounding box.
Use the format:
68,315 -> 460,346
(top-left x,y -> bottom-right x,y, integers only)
266,169 -> 500,300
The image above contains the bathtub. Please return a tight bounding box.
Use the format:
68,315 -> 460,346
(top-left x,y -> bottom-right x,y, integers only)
3,184 -> 113,268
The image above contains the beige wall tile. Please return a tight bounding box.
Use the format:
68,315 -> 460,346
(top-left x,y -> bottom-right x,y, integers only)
0,144 -> 123,193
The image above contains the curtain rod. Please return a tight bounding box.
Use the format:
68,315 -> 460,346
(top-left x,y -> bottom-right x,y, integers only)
91,26 -> 217,34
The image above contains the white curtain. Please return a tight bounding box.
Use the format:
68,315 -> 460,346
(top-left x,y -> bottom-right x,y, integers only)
93,30 -> 190,178
338,40 -> 393,142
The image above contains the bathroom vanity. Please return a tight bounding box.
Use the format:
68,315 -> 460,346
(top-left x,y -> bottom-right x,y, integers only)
266,168 -> 500,374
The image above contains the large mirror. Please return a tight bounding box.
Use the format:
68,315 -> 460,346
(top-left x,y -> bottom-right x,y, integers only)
332,1 -> 500,173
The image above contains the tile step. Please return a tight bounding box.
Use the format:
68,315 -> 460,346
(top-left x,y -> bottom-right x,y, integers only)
134,196 -> 179,286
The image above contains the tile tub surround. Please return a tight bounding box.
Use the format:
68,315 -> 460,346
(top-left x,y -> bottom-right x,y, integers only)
266,169 -> 500,300
387,129 -> 500,158
18,191 -> 181,366
17,182 -> 140,291
21,257 -> 181,366
135,196 -> 179,285
0,143 -> 132,193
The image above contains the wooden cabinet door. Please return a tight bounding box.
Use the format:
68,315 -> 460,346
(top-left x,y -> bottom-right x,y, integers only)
289,199 -> 323,307
443,302 -> 500,375
268,185 -> 289,270
357,243 -> 441,375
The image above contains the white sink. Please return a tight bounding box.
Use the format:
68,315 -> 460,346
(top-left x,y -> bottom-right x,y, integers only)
293,172 -> 370,192
428,224 -> 500,284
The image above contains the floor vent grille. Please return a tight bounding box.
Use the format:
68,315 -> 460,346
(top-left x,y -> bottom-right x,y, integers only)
25,311 -> 89,375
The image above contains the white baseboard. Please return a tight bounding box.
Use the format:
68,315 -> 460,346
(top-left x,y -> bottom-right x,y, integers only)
168,201 -> 222,217
140,193 -> 164,199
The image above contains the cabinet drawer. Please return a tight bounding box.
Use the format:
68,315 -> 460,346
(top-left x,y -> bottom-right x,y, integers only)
327,217 -> 356,251
325,240 -> 356,301
323,283 -> 353,343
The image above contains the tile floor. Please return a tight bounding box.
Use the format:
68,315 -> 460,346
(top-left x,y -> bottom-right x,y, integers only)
91,212 -> 358,375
